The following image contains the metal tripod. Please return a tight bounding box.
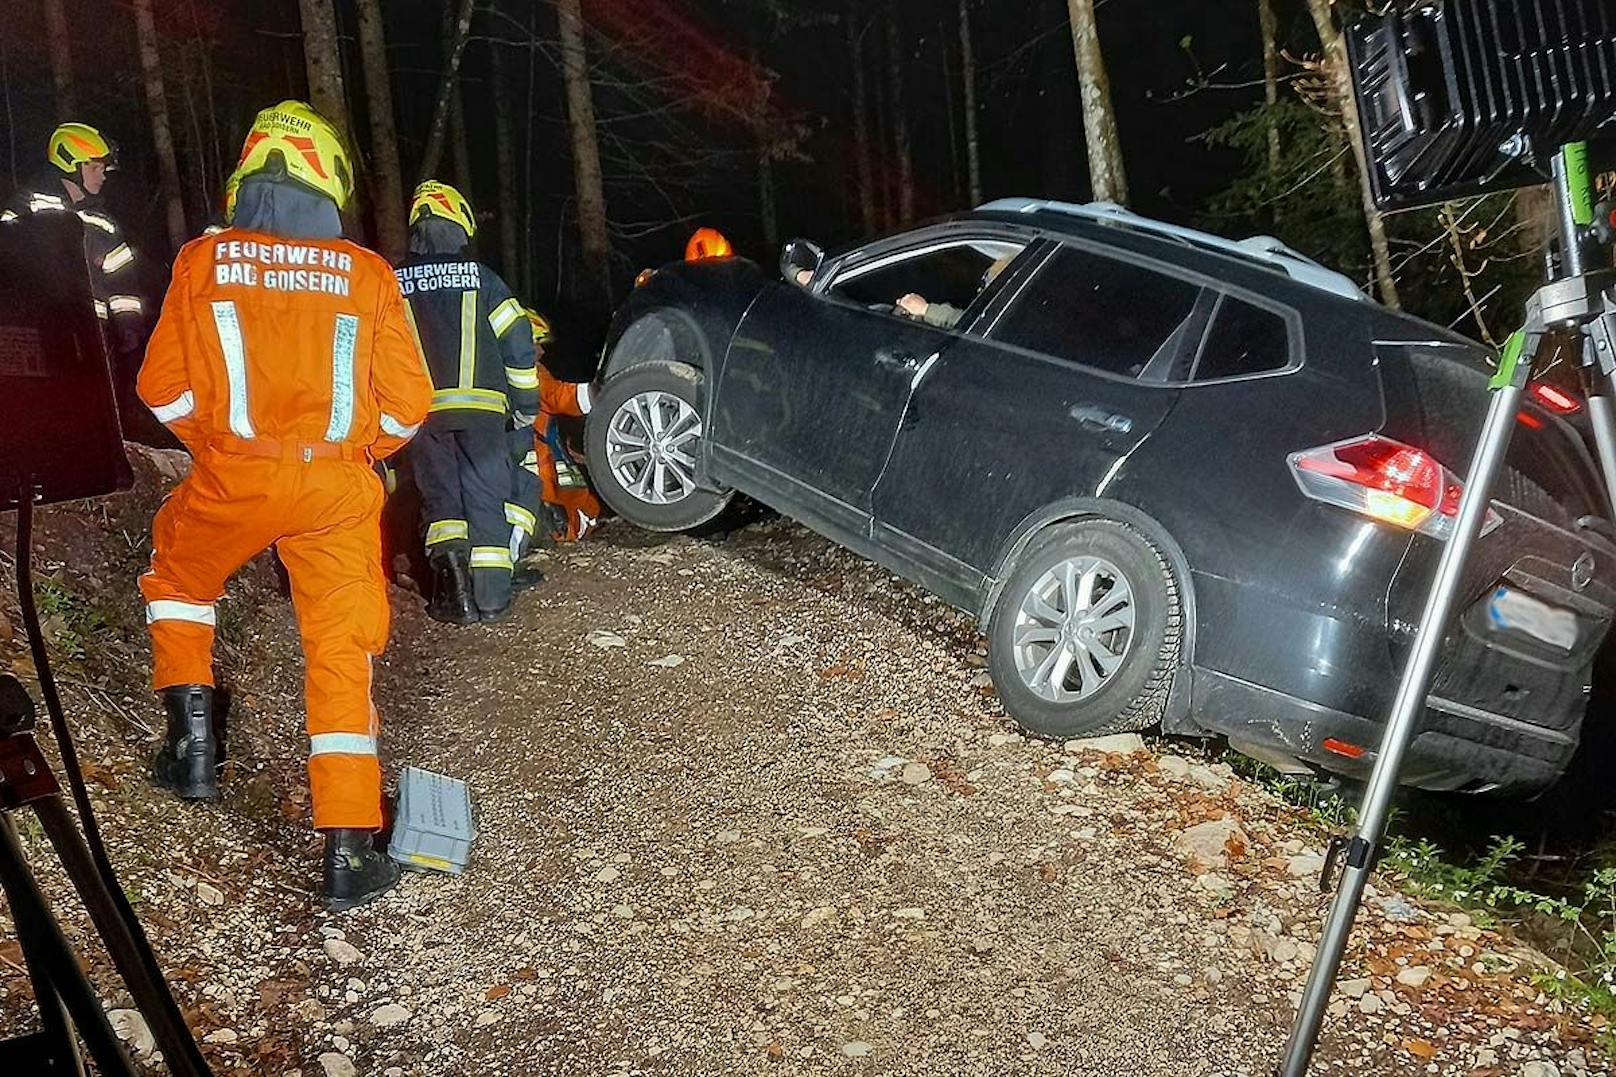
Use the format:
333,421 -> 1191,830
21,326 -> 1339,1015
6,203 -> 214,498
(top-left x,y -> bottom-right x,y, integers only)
1281,143 -> 1616,1073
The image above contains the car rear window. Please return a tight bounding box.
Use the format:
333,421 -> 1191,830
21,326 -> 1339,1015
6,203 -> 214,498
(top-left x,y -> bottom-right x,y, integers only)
1191,295 -> 1292,381
988,244 -> 1200,378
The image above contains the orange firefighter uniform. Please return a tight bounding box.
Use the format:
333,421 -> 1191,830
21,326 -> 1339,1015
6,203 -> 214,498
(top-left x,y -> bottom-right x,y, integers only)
136,229 -> 432,829
530,367 -> 601,542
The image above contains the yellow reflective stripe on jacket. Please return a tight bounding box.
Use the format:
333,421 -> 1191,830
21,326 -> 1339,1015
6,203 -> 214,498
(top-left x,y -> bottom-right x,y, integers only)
457,290 -> 477,388
429,388 -> 507,414
102,243 -> 135,273
426,519 -> 469,545
504,365 -> 539,390
489,297 -> 524,337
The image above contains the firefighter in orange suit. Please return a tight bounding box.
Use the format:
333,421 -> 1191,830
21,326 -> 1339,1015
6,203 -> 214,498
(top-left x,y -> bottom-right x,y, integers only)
136,101 -> 432,912
512,308 -> 601,544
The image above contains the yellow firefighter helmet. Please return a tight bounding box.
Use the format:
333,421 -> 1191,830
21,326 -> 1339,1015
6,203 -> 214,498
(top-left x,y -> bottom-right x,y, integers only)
48,122 -> 117,175
225,100 -> 354,220
526,308 -> 554,345
409,180 -> 477,239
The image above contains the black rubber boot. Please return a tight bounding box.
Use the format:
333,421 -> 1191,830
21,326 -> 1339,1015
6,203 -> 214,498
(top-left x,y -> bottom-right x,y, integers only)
426,549 -> 478,625
323,829 -> 402,912
152,685 -> 219,799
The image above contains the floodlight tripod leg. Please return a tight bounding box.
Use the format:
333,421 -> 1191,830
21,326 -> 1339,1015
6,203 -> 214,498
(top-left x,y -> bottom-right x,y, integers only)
1278,367 -> 1530,1076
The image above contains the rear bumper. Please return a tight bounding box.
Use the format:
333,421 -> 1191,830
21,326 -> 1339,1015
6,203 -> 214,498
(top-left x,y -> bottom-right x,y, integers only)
1193,667 -> 1578,796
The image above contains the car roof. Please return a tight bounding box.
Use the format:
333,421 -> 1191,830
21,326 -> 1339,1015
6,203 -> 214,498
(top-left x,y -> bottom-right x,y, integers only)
975,198 -> 1370,303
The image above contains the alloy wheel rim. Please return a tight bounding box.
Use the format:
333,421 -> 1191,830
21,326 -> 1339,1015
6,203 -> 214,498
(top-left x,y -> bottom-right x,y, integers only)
605,391 -> 702,506
1012,555 -> 1136,703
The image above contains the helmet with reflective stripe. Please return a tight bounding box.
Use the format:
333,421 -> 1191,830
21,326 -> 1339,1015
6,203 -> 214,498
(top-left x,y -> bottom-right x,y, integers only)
685,227 -> 733,262
225,100 -> 353,219
409,180 -> 477,239
525,307 -> 554,345
48,122 -> 118,175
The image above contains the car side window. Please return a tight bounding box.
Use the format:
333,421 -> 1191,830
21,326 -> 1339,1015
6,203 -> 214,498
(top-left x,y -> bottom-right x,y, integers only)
986,244 -> 1201,378
826,239 -> 1026,331
1191,295 -> 1293,381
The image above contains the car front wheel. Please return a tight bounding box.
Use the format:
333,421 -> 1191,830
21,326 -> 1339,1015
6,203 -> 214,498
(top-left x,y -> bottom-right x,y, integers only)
986,519 -> 1181,740
585,361 -> 736,532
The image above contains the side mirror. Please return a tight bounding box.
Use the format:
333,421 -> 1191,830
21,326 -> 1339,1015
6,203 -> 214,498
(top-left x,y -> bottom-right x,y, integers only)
780,238 -> 824,286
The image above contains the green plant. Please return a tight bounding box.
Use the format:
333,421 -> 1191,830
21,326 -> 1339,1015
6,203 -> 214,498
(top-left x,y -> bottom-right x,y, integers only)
34,576 -> 110,661
1387,833 -> 1524,904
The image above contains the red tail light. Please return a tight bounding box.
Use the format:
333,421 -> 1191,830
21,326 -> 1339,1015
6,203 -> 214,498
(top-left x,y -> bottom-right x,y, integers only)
1289,435 -> 1501,539
1529,381 -> 1580,414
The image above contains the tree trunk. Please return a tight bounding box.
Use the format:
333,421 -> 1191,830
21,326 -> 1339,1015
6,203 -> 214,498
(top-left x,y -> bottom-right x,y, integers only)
847,6 -> 876,234
296,0 -> 347,139
556,0 -> 612,307
419,0 -> 476,183
959,0 -> 983,205
450,80 -> 472,191
1258,0 -> 1282,179
491,44 -> 521,281
43,0 -> 76,116
522,1 -> 538,297
1305,0 -> 1400,308
758,137 -> 778,252
940,16 -> 963,206
1516,185 -> 1556,271
355,0 -> 406,260
1066,0 -> 1128,204
187,0 -> 223,197
132,0 -> 187,251
885,2 -> 914,225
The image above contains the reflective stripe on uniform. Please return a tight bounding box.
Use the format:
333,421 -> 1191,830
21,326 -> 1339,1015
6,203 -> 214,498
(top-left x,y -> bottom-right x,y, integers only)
0,209 -> 17,223
504,365 -> 539,390
401,298 -> 431,376
309,732 -> 377,757
93,299 -> 109,319
101,243 -> 134,273
149,390 -> 195,424
429,388 -> 506,414
146,599 -> 216,626
489,297 -> 524,337
425,519 -> 468,545
28,194 -> 65,212
325,313 -> 359,441
521,450 -> 540,476
379,412 -> 420,438
504,502 -> 537,534
77,210 -> 117,233
470,546 -> 513,571
109,295 -> 143,315
210,300 -> 256,438
576,383 -> 592,414
457,290 -> 477,388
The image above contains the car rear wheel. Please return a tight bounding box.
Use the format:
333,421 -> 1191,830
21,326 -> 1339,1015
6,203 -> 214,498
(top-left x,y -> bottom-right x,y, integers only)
585,361 -> 736,532
987,519 -> 1181,739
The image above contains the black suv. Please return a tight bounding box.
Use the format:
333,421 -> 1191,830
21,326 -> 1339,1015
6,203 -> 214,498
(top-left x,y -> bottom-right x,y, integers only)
585,199 -> 1616,797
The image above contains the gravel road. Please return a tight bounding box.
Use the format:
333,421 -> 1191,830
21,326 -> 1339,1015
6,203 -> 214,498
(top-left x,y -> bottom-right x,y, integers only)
2,487 -> 1608,1076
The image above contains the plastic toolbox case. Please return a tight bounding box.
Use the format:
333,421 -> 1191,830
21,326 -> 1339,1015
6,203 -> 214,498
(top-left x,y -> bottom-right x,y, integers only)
388,766 -> 476,874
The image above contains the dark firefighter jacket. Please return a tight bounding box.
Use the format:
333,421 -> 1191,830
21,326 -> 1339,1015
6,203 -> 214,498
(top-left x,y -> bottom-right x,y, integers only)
394,253 -> 538,429
2,170 -> 146,352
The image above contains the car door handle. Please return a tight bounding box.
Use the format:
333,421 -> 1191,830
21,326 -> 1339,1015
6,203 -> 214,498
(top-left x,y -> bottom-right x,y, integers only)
874,348 -> 919,373
1068,403 -> 1134,435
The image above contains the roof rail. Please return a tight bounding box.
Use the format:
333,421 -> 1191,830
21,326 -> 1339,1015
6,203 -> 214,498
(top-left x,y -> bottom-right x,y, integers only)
976,198 -> 1368,303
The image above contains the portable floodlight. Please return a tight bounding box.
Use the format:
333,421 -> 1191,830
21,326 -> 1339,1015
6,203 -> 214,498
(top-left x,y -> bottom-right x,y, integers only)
1346,0 -> 1616,211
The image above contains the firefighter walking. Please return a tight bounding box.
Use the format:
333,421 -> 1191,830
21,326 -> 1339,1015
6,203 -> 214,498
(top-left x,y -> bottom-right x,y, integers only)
396,181 -> 541,624
136,101 -> 432,911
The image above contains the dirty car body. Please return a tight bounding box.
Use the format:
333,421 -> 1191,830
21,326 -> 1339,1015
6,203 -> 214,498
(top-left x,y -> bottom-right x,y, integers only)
594,202 -> 1616,797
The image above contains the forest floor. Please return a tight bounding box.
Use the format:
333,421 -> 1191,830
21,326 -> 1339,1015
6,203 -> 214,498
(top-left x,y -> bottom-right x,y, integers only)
0,447 -> 1610,1076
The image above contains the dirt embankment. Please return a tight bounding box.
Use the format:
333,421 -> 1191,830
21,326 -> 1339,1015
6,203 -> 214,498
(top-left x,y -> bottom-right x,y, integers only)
0,461 -> 1610,1076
